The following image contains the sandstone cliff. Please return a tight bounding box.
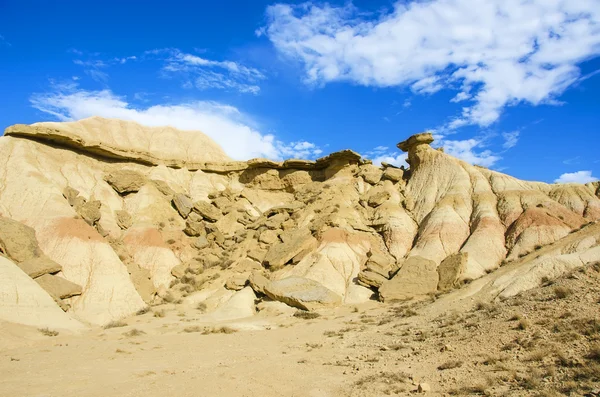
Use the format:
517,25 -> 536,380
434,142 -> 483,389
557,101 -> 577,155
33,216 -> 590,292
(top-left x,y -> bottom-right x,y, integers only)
0,117 -> 598,329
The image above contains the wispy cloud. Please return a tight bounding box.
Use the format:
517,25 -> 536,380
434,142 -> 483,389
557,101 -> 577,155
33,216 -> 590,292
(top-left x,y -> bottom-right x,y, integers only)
29,83 -> 317,160
502,131 -> 520,149
440,138 -> 501,168
149,48 -> 265,94
363,146 -> 408,167
554,170 -> 598,184
260,0 -> 600,130
0,34 -> 11,47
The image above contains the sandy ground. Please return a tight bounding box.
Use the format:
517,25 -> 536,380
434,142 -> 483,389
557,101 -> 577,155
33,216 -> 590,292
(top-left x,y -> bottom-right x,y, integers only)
1,264 -> 599,397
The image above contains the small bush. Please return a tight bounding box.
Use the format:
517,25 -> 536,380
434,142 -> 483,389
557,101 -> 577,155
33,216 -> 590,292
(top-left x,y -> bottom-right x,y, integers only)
166,239 -> 176,245
517,319 -> 531,330
153,309 -> 166,318
438,360 -> 463,370
203,326 -> 237,335
123,328 -> 146,337
554,286 -> 572,299
38,328 -> 59,337
586,344 -> 600,362
293,310 -> 320,320
104,320 -> 127,329
196,302 -> 207,312
183,326 -> 202,333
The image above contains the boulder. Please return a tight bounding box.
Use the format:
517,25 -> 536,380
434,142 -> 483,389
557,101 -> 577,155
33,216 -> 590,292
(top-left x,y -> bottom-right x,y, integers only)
105,170 -> 146,194
193,200 -> 222,222
382,167 -> 404,183
264,277 -> 342,311
357,270 -> 388,289
192,236 -> 210,250
438,252 -> 468,291
248,271 -> 270,295
18,256 -> 62,278
396,132 -> 434,152
378,256 -> 439,302
368,190 -> 391,208
263,228 -> 317,270
172,193 -> 194,218
184,219 -> 205,237
75,200 -> 102,225
0,216 -> 43,262
259,229 -> 279,245
359,164 -> 383,184
247,248 -> 267,263
115,210 -> 133,230
35,273 -> 83,299
225,274 -> 248,291
170,264 -> 186,279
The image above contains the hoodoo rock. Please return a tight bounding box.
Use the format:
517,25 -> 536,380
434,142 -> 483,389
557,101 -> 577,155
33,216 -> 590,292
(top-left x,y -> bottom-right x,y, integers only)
0,118 -> 599,329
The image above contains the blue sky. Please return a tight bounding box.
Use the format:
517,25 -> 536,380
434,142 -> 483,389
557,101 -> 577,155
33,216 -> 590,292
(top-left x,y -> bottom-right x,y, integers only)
1,0 -> 599,183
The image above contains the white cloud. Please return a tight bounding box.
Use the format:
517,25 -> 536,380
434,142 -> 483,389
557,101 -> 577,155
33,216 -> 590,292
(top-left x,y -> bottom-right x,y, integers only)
154,48 -> 266,94
29,84 -> 319,161
502,131 -> 520,149
554,170 -> 598,184
261,0 -> 600,128
364,146 -> 408,167
441,138 -> 501,167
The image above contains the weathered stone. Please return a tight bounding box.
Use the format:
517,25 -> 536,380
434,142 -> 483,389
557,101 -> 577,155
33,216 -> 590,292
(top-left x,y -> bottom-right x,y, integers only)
378,256 -> 439,302
184,219 -> 205,237
0,217 -> 43,262
172,193 -> 194,218
170,264 -> 186,279
382,167 -> 404,182
359,164 -> 383,184
368,190 -> 391,207
35,274 -> 83,299
259,229 -> 279,245
397,132 -> 434,152
247,249 -> 267,263
263,228 -> 317,271
76,200 -> 102,225
248,271 -> 270,295
438,252 -> 468,291
193,201 -> 222,222
417,383 -> 431,393
265,212 -> 290,230
62,186 -> 80,206
105,170 -> 146,194
18,256 -> 62,278
151,179 -> 175,196
115,210 -> 133,230
192,236 -> 210,250
357,270 -> 388,289
264,277 -> 342,311
212,196 -> 232,211
225,274 -> 248,291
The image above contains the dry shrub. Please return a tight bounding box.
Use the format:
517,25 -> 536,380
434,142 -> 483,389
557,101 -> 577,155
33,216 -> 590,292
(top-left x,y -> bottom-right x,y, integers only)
293,310 -> 320,320
38,327 -> 59,337
438,360 -> 463,370
586,344 -> 600,362
123,328 -> 146,337
153,309 -> 166,318
203,326 -> 237,335
553,286 -> 572,299
104,320 -> 127,329
196,302 -> 207,312
517,319 -> 531,330
183,326 -> 202,333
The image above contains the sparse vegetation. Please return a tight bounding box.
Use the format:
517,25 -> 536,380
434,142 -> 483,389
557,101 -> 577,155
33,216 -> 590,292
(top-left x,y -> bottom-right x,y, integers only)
437,360 -> 463,370
293,310 -> 320,320
153,309 -> 166,318
136,306 -> 151,315
103,320 -> 127,329
123,328 -> 146,337
553,286 -> 572,299
38,327 -> 59,337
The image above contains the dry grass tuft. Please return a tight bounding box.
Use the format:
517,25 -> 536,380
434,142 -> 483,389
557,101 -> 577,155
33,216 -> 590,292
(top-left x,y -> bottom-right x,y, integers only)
153,309 -> 166,318
553,286 -> 572,299
438,360 -> 463,370
123,328 -> 146,337
38,327 -> 59,337
293,310 -> 320,320
203,326 -> 237,335
104,320 -> 127,329
136,306 -> 151,315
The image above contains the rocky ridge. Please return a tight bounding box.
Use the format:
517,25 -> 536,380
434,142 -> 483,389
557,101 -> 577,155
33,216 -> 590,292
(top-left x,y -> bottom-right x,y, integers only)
0,117 -> 598,329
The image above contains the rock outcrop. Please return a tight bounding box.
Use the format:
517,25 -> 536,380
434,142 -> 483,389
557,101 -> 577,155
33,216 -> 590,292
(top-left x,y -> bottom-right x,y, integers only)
0,117 -> 598,329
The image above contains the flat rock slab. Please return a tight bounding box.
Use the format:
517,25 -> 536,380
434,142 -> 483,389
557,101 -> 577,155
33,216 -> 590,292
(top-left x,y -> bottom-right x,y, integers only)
378,256 -> 439,302
172,193 -> 194,218
18,256 -> 62,278
264,277 -> 342,311
0,216 -> 42,262
105,170 -> 146,194
35,274 -> 83,299
438,252 -> 468,291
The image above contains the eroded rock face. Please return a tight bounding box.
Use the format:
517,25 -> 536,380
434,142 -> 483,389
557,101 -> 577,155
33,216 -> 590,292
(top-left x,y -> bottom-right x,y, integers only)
1,119 -> 599,328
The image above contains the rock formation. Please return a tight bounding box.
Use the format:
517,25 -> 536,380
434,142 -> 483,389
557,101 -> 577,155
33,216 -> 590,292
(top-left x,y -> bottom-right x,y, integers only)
0,117 -> 598,329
